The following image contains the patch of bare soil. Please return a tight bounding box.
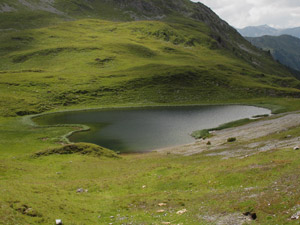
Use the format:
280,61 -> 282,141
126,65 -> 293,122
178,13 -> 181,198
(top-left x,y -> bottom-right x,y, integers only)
198,213 -> 252,225
158,112 -> 300,157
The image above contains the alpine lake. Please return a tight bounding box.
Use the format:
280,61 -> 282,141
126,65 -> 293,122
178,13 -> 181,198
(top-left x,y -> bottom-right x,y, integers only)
34,105 -> 271,153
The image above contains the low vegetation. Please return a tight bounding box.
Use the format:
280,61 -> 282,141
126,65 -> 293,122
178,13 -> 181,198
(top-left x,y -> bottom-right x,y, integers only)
34,142 -> 119,158
227,137 -> 237,142
191,118 -> 252,139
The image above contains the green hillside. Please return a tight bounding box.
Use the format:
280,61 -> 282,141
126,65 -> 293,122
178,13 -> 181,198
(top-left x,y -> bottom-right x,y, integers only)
247,35 -> 300,72
1,17 -> 300,116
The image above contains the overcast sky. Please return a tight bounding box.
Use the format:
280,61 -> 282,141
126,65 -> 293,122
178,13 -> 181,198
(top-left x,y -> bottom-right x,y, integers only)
192,0 -> 300,29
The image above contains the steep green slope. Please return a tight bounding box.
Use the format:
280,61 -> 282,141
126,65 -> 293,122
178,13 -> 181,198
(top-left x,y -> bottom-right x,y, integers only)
246,35 -> 300,72
1,0 -> 299,76
1,19 -> 300,116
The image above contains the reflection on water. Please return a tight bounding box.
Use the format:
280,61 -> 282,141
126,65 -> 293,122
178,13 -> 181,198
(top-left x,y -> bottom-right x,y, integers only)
35,105 -> 270,153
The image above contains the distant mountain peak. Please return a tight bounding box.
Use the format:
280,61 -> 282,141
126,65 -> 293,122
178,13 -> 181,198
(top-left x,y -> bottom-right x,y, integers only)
238,25 -> 300,39
260,24 -> 272,28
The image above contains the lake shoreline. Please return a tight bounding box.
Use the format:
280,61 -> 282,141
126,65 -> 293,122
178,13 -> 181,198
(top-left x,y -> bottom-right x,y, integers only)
157,111 -> 300,157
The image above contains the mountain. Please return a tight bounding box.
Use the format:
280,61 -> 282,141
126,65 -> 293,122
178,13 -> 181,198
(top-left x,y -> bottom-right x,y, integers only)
246,35 -> 300,73
1,0 -> 300,116
238,25 -> 300,39
237,25 -> 278,37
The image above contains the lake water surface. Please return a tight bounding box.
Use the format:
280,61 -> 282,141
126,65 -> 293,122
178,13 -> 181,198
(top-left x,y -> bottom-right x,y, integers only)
35,105 -> 271,153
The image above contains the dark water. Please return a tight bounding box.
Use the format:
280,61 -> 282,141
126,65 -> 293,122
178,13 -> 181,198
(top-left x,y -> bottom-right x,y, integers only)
35,105 -> 270,153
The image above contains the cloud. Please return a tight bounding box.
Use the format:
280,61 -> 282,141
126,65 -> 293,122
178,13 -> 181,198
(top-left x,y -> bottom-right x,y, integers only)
192,0 -> 300,28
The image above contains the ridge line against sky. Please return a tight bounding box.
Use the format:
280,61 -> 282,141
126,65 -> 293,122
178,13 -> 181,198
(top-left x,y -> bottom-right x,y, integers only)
193,0 -> 300,29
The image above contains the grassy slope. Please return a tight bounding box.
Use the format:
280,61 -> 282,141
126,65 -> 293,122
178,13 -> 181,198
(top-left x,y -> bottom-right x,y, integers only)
1,19 -> 300,117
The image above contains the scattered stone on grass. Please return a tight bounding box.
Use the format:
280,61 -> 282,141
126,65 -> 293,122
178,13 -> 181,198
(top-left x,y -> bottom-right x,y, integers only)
291,211 -> 300,220
158,203 -> 167,207
176,209 -> 187,215
161,222 -> 171,225
55,219 -> 62,225
76,188 -> 87,193
199,212 -> 252,225
77,188 -> 84,193
157,209 -> 165,213
294,146 -> 299,150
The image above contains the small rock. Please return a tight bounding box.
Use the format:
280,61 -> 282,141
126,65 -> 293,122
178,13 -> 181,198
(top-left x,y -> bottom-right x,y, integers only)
162,222 -> 171,225
158,203 -> 167,207
142,185 -> 146,189
176,209 -> 187,215
291,211 -> 300,220
85,189 -> 88,193
294,146 -> 299,150
55,219 -> 62,225
157,209 -> 165,213
76,188 -> 84,193
110,216 -> 114,219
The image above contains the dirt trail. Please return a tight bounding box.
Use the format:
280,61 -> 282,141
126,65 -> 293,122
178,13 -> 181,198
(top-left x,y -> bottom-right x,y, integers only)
158,112 -> 300,157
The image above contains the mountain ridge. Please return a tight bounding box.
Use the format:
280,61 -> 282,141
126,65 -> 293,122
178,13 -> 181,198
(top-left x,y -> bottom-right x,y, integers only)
238,25 -> 300,38
246,34 -> 300,73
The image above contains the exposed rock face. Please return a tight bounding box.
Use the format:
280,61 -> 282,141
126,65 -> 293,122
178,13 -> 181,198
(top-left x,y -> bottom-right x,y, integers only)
0,3 -> 16,12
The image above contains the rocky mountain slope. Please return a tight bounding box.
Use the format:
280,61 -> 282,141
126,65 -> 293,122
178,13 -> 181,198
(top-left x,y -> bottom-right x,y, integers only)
247,35 -> 300,73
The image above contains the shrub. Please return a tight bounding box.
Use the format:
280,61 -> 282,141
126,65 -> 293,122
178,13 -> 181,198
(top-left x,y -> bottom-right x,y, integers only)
191,129 -> 211,139
227,137 -> 236,142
